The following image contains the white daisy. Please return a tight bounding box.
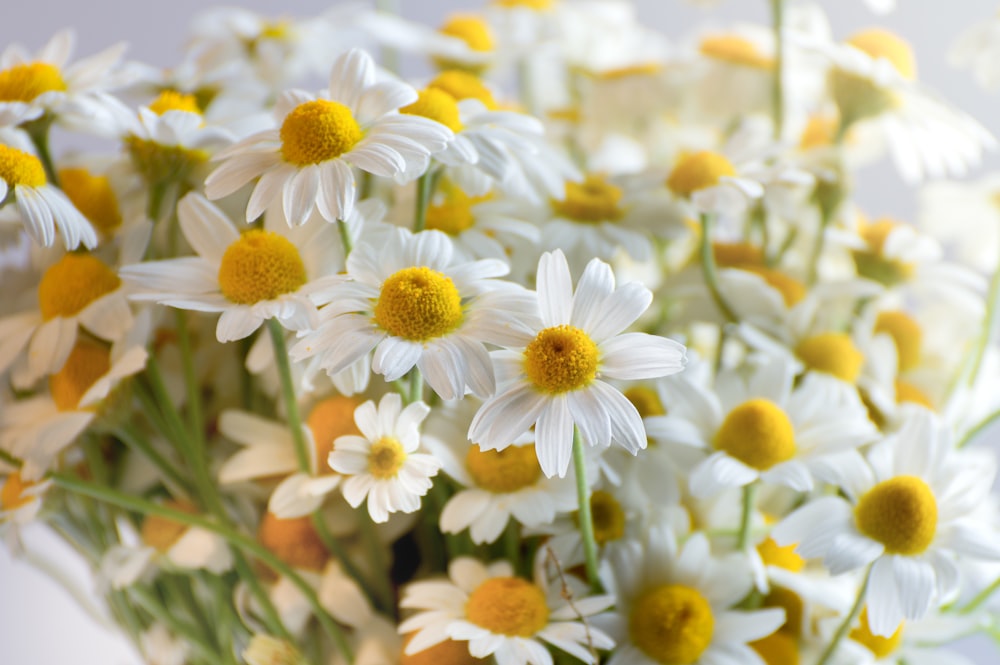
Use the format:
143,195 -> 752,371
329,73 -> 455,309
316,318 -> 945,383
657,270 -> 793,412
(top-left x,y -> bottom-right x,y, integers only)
205,48 -> 453,226
469,249 -> 687,478
665,148 -> 765,218
0,471 -> 51,526
399,555 -> 615,665
327,393 -> 440,524
121,192 -> 342,343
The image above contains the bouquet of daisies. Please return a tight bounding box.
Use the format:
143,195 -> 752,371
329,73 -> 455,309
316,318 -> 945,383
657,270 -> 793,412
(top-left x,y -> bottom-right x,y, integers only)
3,1 -> 1000,664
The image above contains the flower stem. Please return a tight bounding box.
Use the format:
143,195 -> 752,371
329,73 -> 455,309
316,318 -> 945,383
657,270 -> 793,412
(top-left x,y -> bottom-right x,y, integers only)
770,0 -> 785,140
815,565 -> 870,665
358,512 -> 395,614
699,213 -> 739,324
267,319 -> 310,472
572,427 -> 602,592
807,208 -> 833,286
413,170 -> 438,233
965,240 -> 1000,387
960,574 -> 1000,614
738,483 -> 757,551
24,114 -> 59,186
337,218 -> 353,259
408,366 -> 423,405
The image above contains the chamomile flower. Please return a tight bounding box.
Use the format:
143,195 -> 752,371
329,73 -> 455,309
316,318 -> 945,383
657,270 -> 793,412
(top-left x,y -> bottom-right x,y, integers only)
665,148 -> 764,218
469,249 -> 687,478
205,49 -> 453,226
0,472 -> 51,526
772,407 -> 1000,636
328,393 -> 440,524
399,556 -> 615,665
121,192 -> 342,343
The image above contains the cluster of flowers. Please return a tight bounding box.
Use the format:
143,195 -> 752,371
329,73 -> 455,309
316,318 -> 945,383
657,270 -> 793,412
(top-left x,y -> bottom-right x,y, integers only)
3,1 -> 1000,664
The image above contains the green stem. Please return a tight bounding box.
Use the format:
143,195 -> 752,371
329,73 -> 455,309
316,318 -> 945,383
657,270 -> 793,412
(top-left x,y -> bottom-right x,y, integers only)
24,114 -> 59,186
176,310 -> 205,447
807,208 -> 833,286
413,171 -> 437,232
0,448 -> 23,468
231,552 -> 292,641
572,428 -> 602,592
358,512 -> 395,613
111,424 -> 191,494
311,512 -> 384,612
131,586 -> 218,662
958,408 -> 1000,449
267,319 -> 310,472
815,565 -> 870,665
699,213 -> 739,324
337,218 -> 354,260
737,483 -> 757,551
960,575 -> 1000,615
770,0 -> 785,140
408,367 -> 423,405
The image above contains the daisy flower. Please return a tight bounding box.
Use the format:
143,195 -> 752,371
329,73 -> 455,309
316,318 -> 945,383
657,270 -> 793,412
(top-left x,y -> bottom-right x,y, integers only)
121,192 -> 343,343
0,471 -> 52,527
205,48 -> 453,226
399,556 -> 615,665
772,407 -> 1000,636
292,227 -> 534,402
327,393 -> 440,523
600,528 -> 785,665
469,249 -> 687,478
665,148 -> 764,218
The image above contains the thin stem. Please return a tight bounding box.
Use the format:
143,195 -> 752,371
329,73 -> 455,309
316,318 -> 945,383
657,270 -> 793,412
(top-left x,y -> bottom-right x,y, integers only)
413,170 -> 437,232
111,425 -> 191,494
958,408 -> 1000,449
408,366 -> 423,405
807,208 -> 833,286
699,213 -> 739,324
737,483 -> 757,551
770,0 -> 785,140
231,552 -> 292,641
267,319 -> 310,472
337,218 -> 354,259
0,448 -> 22,467
815,565 -> 870,665
176,310 -> 205,447
131,586 -> 218,662
572,428 -> 602,592
960,574 -> 1000,615
358,512 -> 395,613
25,114 -> 59,186
311,512 -> 384,612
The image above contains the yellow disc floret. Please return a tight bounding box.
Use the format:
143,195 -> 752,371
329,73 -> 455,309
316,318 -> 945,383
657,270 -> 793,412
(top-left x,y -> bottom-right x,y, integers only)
847,28 -> 917,80
141,500 -> 198,553
850,608 -> 903,658
401,88 -> 464,132
714,399 -> 795,471
368,437 -> 406,479
589,489 -> 626,545
0,62 -> 66,103
630,584 -> 715,665
756,537 -> 805,572
258,512 -> 330,572
306,395 -> 361,476
400,633 -> 486,665
0,144 -> 46,188
667,151 -> 736,198
58,167 -> 122,235
855,475 -> 937,555
280,100 -> 363,166
217,230 -> 307,305
751,631 -> 799,665
49,340 -> 111,412
699,34 -> 774,69
148,90 -> 201,115
373,266 -> 464,341
625,386 -> 665,418
465,444 -> 541,493
795,333 -> 864,383
425,185 -> 486,235
439,15 -> 495,52
465,577 -> 549,637
875,311 -> 922,373
429,71 -> 497,109
895,380 -> 933,409
552,174 -> 625,223
524,325 -> 599,394
492,0 -> 554,10
1,472 -> 35,511
38,253 -> 121,320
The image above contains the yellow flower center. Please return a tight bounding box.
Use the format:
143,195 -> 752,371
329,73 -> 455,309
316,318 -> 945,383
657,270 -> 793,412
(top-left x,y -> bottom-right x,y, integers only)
0,62 -> 66,103
597,63 -> 664,81
852,219 -> 915,286
306,395 -> 361,476
699,34 -> 774,70
492,0 -> 554,9
425,186 -> 488,235
764,586 -> 803,635
713,242 -> 765,268
895,380 -> 933,409
125,136 -> 208,183
373,266 -> 464,341
666,151 -> 736,198
737,265 -> 807,308
799,115 -> 839,149
625,386 -> 665,418
589,489 -> 626,545
37,253 -> 121,320
750,631 -> 799,665
429,71 -> 497,109
847,29 -> 916,80
280,100 -> 363,166
465,577 -> 550,637
630,584 -> 715,665
875,311 -> 922,373
0,144 -> 46,188
148,90 -> 201,115
217,230 -> 307,305
439,15 -> 495,52
400,633 -> 486,665
524,325 -> 599,394
58,168 -> 122,235
401,88 -> 464,133
795,333 -> 865,383
368,437 -> 406,480
756,537 -> 805,572
49,340 -> 111,412
1,472 -> 35,511
258,512 -> 330,572
855,475 -> 937,555
552,174 -> 625,223
714,399 -> 795,471
850,608 -> 904,658
465,444 -> 541,493
141,500 -> 198,553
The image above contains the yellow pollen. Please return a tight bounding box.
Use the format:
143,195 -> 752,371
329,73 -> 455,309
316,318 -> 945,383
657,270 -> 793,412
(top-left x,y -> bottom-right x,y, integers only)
524,325 -> 599,394
850,608 -> 904,658
895,380 -> 933,409
148,90 -> 201,115
630,584 -> 715,665
439,15 -> 495,52
465,444 -> 541,493
667,151 -> 736,198
141,500 -> 198,553
37,253 -> 121,320
429,71 -> 497,109
0,62 -> 66,103
425,185 -> 488,235
589,489 -> 625,545
258,512 -> 330,572
847,28 -> 917,80
750,631 -> 799,665
713,242 -> 765,268
280,100 -> 362,166
49,340 -> 111,412
795,333 -> 864,383
855,475 -> 937,555
699,35 -> 774,70
625,386 -> 665,418
58,168 -> 123,235
492,0 -> 554,9
756,537 -> 805,572
764,586 -> 803,635
306,395 -> 361,476
875,311 -> 922,373
401,88 -> 464,133
1,472 -> 35,511
373,266 -> 464,341
465,577 -> 549,637
552,174 -> 625,223
714,399 -> 795,471
0,144 -> 46,188
368,437 -> 406,479
400,633 -> 486,665
217,230 -> 307,305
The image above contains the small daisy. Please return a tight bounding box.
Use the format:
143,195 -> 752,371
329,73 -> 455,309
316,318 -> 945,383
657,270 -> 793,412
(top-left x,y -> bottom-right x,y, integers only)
205,48 -> 454,226
328,393 -> 440,523
399,555 -> 615,665
0,471 -> 52,527
121,192 -> 343,343
469,249 -> 687,478
665,148 -> 765,218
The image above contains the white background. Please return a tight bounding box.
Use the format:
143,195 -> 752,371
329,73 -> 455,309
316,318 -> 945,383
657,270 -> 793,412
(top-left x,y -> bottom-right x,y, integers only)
2,0 -> 1000,663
